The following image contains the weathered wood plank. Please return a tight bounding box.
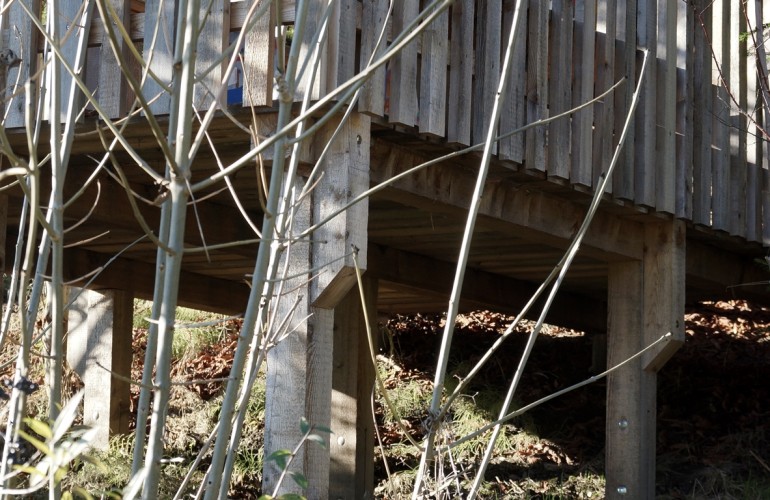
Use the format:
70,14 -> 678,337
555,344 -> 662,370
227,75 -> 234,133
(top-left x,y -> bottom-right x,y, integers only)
418,1 -> 448,138
388,0 -> 418,127
548,0 -> 574,180
525,0 -> 548,173
96,0 -> 132,118
358,0 -> 389,116
326,0 -> 356,91
194,0 -> 230,110
746,0 -> 764,242
592,1 -> 616,192
498,0 -> 526,163
605,260 -> 656,499
447,0 -> 473,145
571,0 -> 597,188
633,0 -> 657,208
242,0 -> 274,107
710,0 -> 730,232
655,0 -> 676,214
692,0 -> 712,226
612,0 -> 636,200
3,0 -> 40,128
728,0 -> 747,238
142,0 -> 176,115
472,0 -> 501,154
56,1 -> 94,124
675,0 -> 693,219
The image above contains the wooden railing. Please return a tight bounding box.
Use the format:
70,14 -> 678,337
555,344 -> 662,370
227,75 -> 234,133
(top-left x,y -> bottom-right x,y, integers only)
1,0 -> 768,244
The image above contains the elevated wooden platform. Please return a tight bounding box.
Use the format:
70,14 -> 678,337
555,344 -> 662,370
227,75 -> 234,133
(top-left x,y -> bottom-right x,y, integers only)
1,0 -> 769,498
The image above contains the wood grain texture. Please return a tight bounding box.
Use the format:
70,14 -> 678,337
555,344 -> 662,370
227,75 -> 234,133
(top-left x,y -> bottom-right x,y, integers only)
242,0 -> 274,107
388,0 -> 418,127
571,0 -> 597,188
472,0 -> 501,153
728,0 -> 747,238
548,0 -> 574,180
612,0 -> 637,200
633,0 -> 657,208
525,0 -> 548,173
675,0 -> 693,219
655,0 -> 676,214
418,2 -> 448,138
97,0 -> 132,118
447,0 -> 473,145
498,0 -> 526,163
4,0 -> 40,128
692,0 -> 712,226
710,0 -> 730,232
56,1 -> 93,124
194,0 -> 231,109
358,0 -> 389,116
142,0 -> 176,115
592,1 -> 616,192
326,0 -> 356,92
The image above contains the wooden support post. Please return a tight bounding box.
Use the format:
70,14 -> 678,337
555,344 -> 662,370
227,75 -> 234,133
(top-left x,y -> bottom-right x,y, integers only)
606,220 -> 684,499
264,113 -> 371,499
66,288 -> 133,449
330,276 -> 377,500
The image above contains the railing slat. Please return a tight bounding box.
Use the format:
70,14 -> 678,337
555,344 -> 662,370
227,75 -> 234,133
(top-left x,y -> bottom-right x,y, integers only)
711,0 -> 730,232
524,0 -> 548,173
388,0 -> 418,127
142,0 -> 176,115
654,0 -> 676,214
447,0 -> 473,146
548,0 -> 574,181
242,0 -> 274,108
746,0 -> 764,242
54,1 -> 93,125
728,0 -> 747,238
3,0 -> 39,128
358,0 -> 389,116
472,0 -> 501,154
612,0 -> 636,200
633,0 -> 656,208
194,0 -> 230,110
692,0 -> 712,226
592,0 -> 616,193
675,0 -> 693,219
96,0 -> 132,118
327,0 -> 356,91
498,0 -> 526,164
571,0 -> 597,188
418,2 -> 448,138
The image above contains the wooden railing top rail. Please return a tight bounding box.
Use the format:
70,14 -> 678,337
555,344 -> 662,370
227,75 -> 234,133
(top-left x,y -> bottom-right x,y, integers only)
1,0 -> 768,245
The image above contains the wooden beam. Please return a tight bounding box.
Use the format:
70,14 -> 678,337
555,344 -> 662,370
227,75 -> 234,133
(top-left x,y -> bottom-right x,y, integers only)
368,245 -> 608,333
370,140 -> 645,260
66,288 -> 133,449
642,220 -> 685,372
606,261 -> 656,499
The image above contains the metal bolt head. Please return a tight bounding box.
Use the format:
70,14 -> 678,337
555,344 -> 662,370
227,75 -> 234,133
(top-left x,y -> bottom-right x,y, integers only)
618,418 -> 629,430
617,485 -> 628,495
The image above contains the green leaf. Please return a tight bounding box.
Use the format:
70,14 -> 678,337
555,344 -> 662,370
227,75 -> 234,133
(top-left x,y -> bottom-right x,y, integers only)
17,428 -> 51,456
299,416 -> 310,435
288,470 -> 309,489
266,449 -> 292,470
313,425 -> 333,435
23,418 -> 53,440
62,492 -> 73,500
306,434 -> 328,449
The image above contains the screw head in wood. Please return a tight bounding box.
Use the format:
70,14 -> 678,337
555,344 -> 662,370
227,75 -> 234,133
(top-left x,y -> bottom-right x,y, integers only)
617,485 -> 628,495
617,417 -> 629,430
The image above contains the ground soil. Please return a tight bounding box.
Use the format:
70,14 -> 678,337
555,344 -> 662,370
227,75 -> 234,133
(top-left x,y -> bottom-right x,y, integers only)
130,300 -> 770,498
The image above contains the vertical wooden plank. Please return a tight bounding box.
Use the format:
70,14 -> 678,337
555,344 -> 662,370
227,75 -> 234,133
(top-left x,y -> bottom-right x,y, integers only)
548,0 -> 574,181
142,0 -> 176,115
692,0 -> 712,226
525,0 -> 548,173
592,0 -> 616,192
326,0 -> 356,91
746,0 -> 763,242
55,2 -> 93,124
296,0 -> 327,100
763,1 -> 770,246
447,0 -> 473,145
612,0 -> 636,200
654,0 -> 676,214
305,308 -> 333,498
605,261 -> 656,499
572,0 -> 597,188
498,0 -> 526,163
359,0 -> 389,116
4,0 -> 40,127
633,0 -> 657,208
389,0 -> 419,127
418,1 -> 448,138
472,0 -> 501,153
711,0 -> 730,232
675,0 -> 693,219
728,0 -> 747,238
242,0 -> 274,107
355,276 -> 377,498
194,0 -> 231,110
97,0 -> 132,118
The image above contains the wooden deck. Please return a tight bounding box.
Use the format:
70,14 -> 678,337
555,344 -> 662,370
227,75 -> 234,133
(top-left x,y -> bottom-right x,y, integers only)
1,0 -> 769,498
